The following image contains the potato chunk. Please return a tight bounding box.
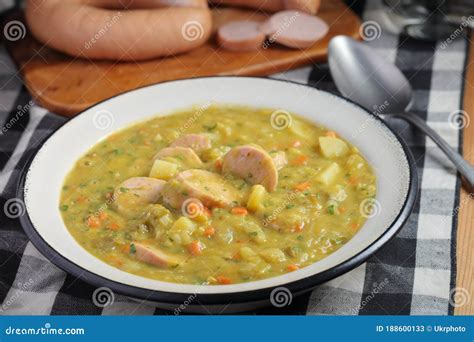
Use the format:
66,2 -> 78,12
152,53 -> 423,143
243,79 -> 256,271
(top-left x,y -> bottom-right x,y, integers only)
319,136 -> 349,158
149,159 -> 179,180
242,222 -> 267,244
167,217 -> 196,245
247,184 -> 266,212
260,248 -> 286,263
316,162 -> 341,186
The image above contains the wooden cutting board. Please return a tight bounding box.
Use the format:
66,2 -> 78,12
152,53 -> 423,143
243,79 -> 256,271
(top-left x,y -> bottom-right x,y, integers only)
5,1 -> 360,116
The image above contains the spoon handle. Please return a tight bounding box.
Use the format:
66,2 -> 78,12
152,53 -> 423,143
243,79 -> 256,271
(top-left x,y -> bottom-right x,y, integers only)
392,112 -> 474,187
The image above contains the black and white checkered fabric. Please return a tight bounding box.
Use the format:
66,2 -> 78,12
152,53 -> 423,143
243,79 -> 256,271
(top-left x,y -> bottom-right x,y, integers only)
0,0 -> 467,315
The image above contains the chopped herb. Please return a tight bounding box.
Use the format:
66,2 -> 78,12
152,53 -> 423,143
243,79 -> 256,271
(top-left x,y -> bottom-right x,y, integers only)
129,243 -> 136,254
286,204 -> 295,209
62,185 -> 69,191
328,204 -> 336,215
297,235 -> 304,241
181,191 -> 189,196
249,232 -> 258,236
60,204 -> 69,211
79,183 -> 87,188
203,123 -> 217,131
119,187 -> 129,193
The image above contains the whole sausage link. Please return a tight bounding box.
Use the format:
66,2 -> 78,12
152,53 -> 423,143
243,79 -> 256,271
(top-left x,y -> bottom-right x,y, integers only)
209,0 -> 320,14
25,0 -> 212,61
83,0 -> 209,9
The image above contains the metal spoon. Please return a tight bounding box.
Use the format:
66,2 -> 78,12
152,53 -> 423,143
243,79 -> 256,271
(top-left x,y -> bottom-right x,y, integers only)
328,35 -> 474,187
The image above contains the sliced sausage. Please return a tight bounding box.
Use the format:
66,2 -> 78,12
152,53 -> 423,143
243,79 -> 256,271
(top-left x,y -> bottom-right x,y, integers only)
210,0 -> 285,12
162,169 -> 242,209
217,21 -> 266,51
113,177 -> 166,216
222,144 -> 278,191
283,0 -> 321,14
271,151 -> 287,170
25,0 -> 212,61
170,134 -> 211,153
262,10 -> 328,49
154,147 -> 203,168
133,243 -> 181,267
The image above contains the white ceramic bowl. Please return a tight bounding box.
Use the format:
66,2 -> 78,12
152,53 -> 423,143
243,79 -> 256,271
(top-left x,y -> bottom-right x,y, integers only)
18,77 -> 418,313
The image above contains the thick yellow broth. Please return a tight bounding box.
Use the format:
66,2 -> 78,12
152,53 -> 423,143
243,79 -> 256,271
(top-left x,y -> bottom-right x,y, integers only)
60,105 -> 377,285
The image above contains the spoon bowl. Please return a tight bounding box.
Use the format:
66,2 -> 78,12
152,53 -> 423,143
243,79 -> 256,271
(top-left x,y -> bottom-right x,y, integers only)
328,35 -> 474,187
328,36 -> 411,114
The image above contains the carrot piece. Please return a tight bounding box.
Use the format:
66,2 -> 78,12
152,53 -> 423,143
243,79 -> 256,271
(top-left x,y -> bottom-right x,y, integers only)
325,131 -> 337,138
294,182 -> 311,192
231,207 -> 248,216
215,159 -> 223,170
350,222 -> 359,230
292,140 -> 301,148
120,244 -> 130,254
293,222 -> 304,232
287,264 -> 300,272
339,207 -> 346,214
98,211 -> 107,220
86,215 -> 100,228
76,195 -> 87,204
292,155 -> 309,165
107,222 -> 120,231
187,241 -> 203,256
216,276 -> 232,285
204,226 -> 215,237
349,176 -> 359,185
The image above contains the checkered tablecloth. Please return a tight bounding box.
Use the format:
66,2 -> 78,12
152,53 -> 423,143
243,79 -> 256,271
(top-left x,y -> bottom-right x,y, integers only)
0,0 -> 468,315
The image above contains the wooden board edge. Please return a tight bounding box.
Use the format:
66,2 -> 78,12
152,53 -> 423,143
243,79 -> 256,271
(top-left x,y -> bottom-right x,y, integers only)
454,30 -> 474,315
